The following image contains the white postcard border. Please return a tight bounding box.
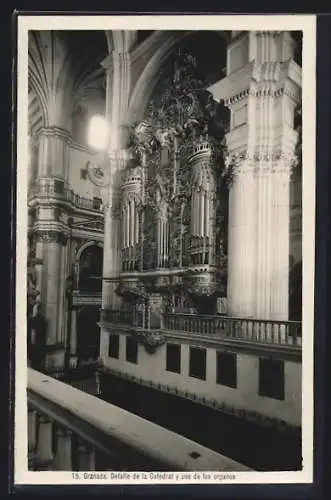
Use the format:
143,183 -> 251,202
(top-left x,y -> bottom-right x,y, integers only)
15,14 -> 316,486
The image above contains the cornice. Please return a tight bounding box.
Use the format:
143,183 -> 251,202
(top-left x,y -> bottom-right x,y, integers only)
38,126 -> 71,141
209,59 -> 301,107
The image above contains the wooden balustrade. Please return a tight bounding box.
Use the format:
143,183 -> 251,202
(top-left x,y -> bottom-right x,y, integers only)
27,368 -> 251,472
163,313 -> 302,347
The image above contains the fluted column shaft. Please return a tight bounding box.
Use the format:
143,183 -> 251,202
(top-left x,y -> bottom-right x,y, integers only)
227,164 -> 257,317
210,31 -> 301,321
200,192 -> 205,237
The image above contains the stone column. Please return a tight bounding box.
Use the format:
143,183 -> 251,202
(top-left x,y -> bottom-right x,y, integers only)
37,127 -> 70,179
209,31 -> 301,321
101,193 -> 122,311
28,408 -> 37,460
100,46 -> 132,362
70,309 -> 77,356
36,415 -> 53,470
32,126 -> 71,372
35,231 -> 68,346
53,428 -> 72,470
78,442 -> 96,471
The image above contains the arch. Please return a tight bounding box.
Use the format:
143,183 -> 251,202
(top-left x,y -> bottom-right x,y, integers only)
76,242 -> 104,293
128,30 -> 230,123
128,32 -> 184,122
28,31 -> 50,128
76,240 -> 103,262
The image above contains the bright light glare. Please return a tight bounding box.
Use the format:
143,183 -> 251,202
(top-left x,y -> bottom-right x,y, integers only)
87,115 -> 109,151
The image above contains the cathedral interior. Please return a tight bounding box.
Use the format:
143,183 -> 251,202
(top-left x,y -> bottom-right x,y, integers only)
26,29 -> 303,472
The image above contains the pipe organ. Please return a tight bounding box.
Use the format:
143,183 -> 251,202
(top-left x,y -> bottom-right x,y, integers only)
121,167 -> 142,272
117,51 -> 229,315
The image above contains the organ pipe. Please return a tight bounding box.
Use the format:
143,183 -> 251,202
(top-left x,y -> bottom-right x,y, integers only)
126,204 -> 130,248
135,208 -> 139,245
122,208 -> 126,249
205,193 -> 209,238
200,193 -> 205,237
130,201 -> 135,246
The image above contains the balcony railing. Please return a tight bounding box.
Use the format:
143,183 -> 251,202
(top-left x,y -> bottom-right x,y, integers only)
27,368 -> 251,472
100,309 -> 301,348
101,309 -> 143,327
163,314 -> 302,347
28,178 -> 103,213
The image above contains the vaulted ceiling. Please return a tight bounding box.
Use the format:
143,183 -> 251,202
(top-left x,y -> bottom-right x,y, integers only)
28,30 -> 108,135
28,30 -> 302,139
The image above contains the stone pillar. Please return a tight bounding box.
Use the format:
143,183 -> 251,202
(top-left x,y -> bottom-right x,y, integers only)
101,46 -> 132,310
35,231 -> 68,344
100,46 -> 132,362
32,125 -> 71,372
101,194 -> 122,311
70,309 -> 77,356
28,408 -> 37,457
209,31 -> 301,321
37,127 -> 70,180
78,442 -> 96,470
53,428 -> 72,470
36,415 -> 53,470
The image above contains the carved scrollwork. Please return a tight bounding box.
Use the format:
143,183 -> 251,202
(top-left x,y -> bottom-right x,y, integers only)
183,274 -> 218,298
132,330 -> 166,355
116,280 -> 147,300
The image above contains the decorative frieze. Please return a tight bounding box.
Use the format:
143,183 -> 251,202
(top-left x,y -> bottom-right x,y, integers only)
222,148 -> 298,187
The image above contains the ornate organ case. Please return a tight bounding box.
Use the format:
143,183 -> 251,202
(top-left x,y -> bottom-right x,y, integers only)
118,51 -> 229,318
